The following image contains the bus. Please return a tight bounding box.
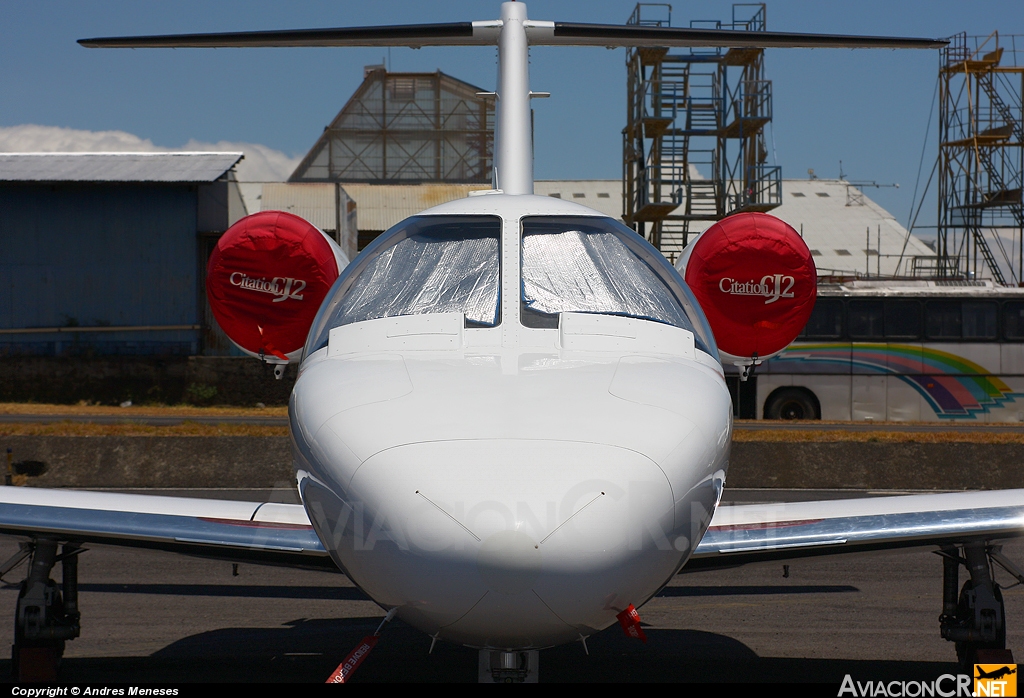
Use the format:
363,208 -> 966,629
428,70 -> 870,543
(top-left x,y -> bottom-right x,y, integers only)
731,280 -> 1024,422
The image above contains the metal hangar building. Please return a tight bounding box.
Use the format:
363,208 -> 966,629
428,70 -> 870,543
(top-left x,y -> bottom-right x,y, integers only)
0,152 -> 246,358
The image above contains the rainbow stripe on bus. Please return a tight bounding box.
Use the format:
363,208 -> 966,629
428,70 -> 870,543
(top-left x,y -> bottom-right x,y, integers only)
775,343 -> 1021,418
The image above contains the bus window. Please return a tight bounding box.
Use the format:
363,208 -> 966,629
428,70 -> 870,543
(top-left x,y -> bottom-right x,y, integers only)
771,285 -> 1024,423
884,300 -> 921,339
926,301 -> 961,339
1005,301 -> 1024,339
848,300 -> 883,339
962,302 -> 997,339
800,298 -> 843,338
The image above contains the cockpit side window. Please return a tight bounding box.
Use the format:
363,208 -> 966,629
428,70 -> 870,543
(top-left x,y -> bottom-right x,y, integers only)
304,215 -> 501,357
520,216 -> 718,358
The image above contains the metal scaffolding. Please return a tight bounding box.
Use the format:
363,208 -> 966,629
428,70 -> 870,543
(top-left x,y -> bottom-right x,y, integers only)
622,3 -> 781,262
936,33 -> 1024,285
290,68 -> 494,184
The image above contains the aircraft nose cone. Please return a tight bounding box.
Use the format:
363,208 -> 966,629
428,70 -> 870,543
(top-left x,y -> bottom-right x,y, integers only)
478,530 -> 542,595
301,437 -> 699,648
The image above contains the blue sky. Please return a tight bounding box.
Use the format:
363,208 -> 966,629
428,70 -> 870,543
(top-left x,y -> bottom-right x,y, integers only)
3,1 -> 1022,236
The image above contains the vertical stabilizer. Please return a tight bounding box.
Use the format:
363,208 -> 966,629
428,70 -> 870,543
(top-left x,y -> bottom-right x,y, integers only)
494,2 -> 534,195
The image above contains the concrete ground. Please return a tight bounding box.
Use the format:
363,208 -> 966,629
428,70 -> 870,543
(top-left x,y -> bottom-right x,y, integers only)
0,489 -> 1019,683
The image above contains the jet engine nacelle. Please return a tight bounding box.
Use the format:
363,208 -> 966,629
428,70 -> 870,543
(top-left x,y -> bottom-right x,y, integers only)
677,212 -> 816,366
206,210 -> 348,364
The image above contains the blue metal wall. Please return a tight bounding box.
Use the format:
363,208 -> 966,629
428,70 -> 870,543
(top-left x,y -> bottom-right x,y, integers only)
0,184 -> 200,356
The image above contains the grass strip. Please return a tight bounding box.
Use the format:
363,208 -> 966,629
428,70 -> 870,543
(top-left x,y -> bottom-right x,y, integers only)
0,421 -> 288,437
733,429 -> 1024,444
0,402 -> 287,418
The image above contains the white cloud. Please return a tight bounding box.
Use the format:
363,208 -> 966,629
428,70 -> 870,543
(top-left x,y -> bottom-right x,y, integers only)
180,138 -> 302,183
0,124 -> 301,182
0,124 -> 159,153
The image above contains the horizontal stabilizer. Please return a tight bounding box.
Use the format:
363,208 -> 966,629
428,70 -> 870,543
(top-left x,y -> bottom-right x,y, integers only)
540,23 -> 947,49
79,22 -> 492,48
79,20 -> 945,50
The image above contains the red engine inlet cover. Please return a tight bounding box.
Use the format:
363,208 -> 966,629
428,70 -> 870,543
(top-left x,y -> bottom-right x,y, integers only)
684,212 -> 816,361
207,211 -> 340,360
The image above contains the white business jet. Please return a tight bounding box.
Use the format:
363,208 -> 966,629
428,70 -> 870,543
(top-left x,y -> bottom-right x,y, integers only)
1,2 -> 1023,683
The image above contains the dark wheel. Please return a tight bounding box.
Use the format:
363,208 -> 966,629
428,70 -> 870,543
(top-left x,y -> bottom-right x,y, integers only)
954,580 -> 1005,669
12,643 -> 61,683
12,580 -> 64,682
764,388 -> 819,420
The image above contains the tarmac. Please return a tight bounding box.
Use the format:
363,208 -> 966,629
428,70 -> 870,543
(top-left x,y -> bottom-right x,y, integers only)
6,411 -> 1024,432
0,411 -> 1021,682
0,489 -> 1017,683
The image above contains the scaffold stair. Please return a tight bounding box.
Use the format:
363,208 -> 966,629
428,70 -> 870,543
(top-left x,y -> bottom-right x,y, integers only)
970,227 -> 1008,285
979,74 -> 1023,143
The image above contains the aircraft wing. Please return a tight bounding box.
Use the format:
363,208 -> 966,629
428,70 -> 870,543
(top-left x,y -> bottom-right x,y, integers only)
0,487 -> 334,572
686,489 -> 1024,572
0,487 -> 1020,574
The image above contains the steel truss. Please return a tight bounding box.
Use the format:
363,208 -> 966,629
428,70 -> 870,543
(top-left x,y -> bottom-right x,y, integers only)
937,33 -> 1024,285
623,3 -> 781,263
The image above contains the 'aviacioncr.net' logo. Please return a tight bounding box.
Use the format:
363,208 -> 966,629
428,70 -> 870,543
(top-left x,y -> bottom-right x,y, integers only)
975,664 -> 1017,697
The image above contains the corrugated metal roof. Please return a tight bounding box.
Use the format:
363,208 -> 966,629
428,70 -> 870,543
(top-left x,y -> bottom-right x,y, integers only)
236,182 -> 262,217
334,181 -> 621,232
817,279 -> 1024,297
341,183 -> 490,231
0,152 -> 243,183
261,183 -> 338,231
533,180 -> 623,220
687,180 -> 935,276
252,178 -> 932,279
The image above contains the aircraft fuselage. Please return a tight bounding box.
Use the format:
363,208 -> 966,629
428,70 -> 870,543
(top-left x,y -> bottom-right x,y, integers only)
290,194 -> 732,649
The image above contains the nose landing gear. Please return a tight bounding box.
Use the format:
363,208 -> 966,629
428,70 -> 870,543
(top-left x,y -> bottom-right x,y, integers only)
479,649 -> 539,683
6,540 -> 82,682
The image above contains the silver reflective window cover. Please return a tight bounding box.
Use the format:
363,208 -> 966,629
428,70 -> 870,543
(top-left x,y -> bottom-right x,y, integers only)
335,234 -> 498,325
521,217 -> 716,355
306,216 -> 501,355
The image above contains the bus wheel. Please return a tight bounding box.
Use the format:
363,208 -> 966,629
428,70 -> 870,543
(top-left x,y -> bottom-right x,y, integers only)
765,388 -> 820,420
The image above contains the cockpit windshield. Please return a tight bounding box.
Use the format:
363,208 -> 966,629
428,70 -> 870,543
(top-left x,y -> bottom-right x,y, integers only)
304,215 -> 501,356
521,216 -> 717,357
